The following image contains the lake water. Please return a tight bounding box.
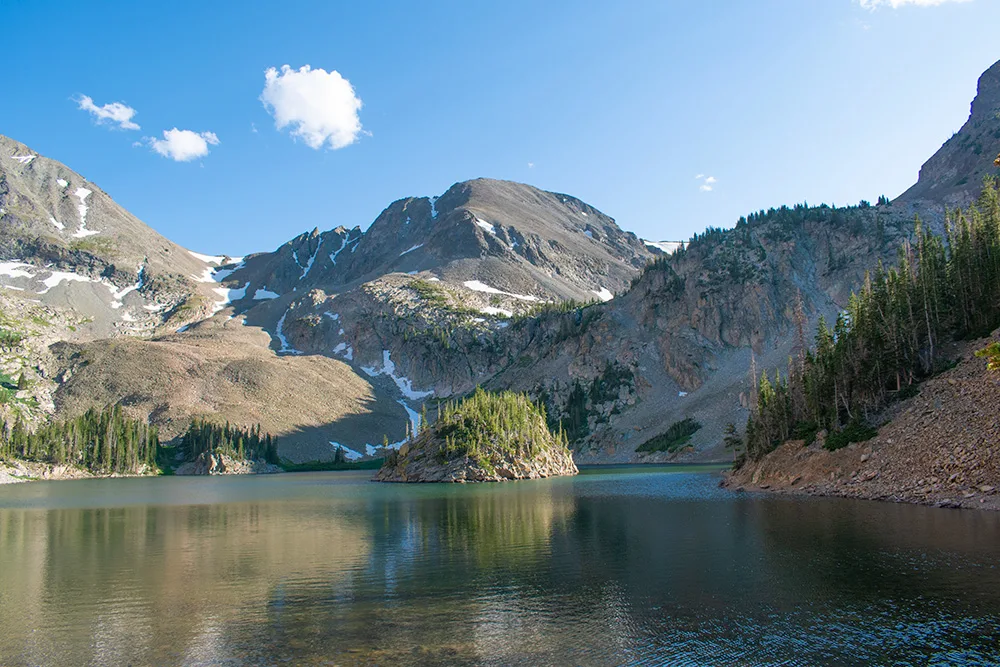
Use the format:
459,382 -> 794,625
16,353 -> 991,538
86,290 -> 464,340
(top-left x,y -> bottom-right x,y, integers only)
1,466 -> 999,666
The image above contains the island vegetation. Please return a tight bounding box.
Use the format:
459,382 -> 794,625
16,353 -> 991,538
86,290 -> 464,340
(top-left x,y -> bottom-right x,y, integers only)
376,387 -> 578,482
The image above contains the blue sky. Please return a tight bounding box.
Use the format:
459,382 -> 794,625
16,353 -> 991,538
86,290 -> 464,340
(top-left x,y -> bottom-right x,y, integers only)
3,0 -> 999,256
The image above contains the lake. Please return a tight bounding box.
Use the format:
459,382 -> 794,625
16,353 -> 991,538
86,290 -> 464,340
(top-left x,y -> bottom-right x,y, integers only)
1,466 -> 999,666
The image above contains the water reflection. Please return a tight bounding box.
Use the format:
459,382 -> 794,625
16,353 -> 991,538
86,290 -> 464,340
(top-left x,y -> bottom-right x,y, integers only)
0,471 -> 998,665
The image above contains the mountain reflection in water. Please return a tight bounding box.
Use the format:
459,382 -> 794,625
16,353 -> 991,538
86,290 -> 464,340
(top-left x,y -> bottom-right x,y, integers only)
1,468 -> 999,666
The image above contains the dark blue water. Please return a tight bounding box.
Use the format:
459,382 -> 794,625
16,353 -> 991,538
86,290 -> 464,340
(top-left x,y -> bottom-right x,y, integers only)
1,466 -> 998,665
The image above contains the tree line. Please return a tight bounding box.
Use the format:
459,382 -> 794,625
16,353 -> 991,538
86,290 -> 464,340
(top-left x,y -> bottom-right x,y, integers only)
743,177 -> 1000,462
0,405 -> 159,474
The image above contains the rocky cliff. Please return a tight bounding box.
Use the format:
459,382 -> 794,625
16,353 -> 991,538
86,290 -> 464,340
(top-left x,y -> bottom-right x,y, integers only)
896,59 -> 1000,217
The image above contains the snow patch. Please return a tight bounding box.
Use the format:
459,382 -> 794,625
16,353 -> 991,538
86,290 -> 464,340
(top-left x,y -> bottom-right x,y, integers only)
463,280 -> 540,302
429,196 -> 439,219
0,261 -> 35,279
254,288 -> 279,300
474,218 -> 496,235
274,310 -> 302,355
330,442 -> 363,461
298,239 -> 322,280
329,235 -> 350,265
56,178 -> 68,188
72,187 -> 99,238
107,264 -> 145,308
210,282 -> 249,314
591,287 -> 614,302
398,399 -> 422,438
584,230 -> 594,239
480,306 -> 513,317
644,240 -> 685,255
678,391 -> 688,398
39,271 -> 93,294
324,311 -> 340,321
49,216 -> 65,231
11,154 -> 35,165
332,342 -> 354,360
188,250 -> 226,264
361,350 -> 433,400
399,243 -> 423,256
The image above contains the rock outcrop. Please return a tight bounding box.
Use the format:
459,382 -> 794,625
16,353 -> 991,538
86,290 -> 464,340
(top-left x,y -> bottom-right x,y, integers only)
174,450 -> 282,476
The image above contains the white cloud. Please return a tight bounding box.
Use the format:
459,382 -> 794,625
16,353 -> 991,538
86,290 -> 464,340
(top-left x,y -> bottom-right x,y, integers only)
148,128 -> 220,162
857,0 -> 970,9
77,95 -> 140,130
695,174 -> 717,192
527,162 -> 535,168
260,64 -> 364,150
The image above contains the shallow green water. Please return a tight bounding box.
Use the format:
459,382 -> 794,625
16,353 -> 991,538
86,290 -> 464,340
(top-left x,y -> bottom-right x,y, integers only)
1,467 -> 999,666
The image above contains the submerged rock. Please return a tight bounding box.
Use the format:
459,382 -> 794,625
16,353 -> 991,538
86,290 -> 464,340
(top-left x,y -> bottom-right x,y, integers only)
374,389 -> 578,483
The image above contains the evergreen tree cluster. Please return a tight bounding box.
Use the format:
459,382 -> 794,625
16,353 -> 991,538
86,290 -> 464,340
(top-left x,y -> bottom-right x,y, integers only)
179,418 -> 279,464
431,387 -> 569,466
744,178 -> 1000,461
0,405 -> 158,473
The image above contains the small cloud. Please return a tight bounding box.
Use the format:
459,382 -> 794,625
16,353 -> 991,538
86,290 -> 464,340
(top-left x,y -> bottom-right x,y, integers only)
260,64 -> 364,150
527,162 -> 535,168
695,174 -> 717,193
76,95 -> 140,130
147,128 -> 220,162
251,122 -> 258,133
857,0 -> 970,9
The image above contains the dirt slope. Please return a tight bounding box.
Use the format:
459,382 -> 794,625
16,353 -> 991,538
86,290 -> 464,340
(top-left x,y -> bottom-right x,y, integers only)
48,317 -> 409,462
725,335 -> 1000,510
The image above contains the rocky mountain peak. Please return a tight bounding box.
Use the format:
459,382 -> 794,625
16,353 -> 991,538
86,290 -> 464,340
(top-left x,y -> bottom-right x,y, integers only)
970,59 -> 1000,120
896,59 -> 1000,212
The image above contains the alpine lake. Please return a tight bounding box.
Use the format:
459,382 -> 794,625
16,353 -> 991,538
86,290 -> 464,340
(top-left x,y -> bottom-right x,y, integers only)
1,465 -> 999,666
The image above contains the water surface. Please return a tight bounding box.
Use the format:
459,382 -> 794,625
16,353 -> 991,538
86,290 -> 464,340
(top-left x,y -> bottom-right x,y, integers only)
1,466 -> 999,665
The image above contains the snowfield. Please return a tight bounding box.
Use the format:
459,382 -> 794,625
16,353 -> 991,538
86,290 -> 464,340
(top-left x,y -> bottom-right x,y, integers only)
463,280 -> 540,302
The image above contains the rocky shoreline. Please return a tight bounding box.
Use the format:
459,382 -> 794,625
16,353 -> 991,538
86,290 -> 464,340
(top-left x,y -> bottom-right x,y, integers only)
723,337 -> 1000,511
0,459 -> 156,484
174,451 -> 282,476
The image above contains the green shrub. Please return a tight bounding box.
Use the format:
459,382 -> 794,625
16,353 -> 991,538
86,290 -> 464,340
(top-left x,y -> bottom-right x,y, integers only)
824,420 -> 878,451
636,417 -> 702,453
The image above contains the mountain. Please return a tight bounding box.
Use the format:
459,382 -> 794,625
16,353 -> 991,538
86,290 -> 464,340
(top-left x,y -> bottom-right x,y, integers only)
0,135 -> 247,336
896,59 -> 1000,215
0,147 -> 658,461
226,178 -> 654,305
2,59 -> 998,466
0,138 -> 411,460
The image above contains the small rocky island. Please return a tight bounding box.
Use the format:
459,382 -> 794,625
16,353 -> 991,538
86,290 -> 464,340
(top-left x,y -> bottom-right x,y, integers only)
374,388 -> 578,483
